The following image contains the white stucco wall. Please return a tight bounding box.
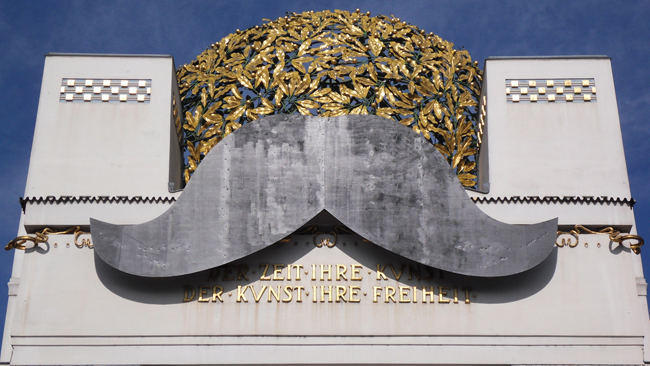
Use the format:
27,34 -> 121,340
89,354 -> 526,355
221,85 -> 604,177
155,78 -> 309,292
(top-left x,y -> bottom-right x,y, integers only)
470,57 -> 635,229
1,55 -> 647,365
22,54 -> 182,231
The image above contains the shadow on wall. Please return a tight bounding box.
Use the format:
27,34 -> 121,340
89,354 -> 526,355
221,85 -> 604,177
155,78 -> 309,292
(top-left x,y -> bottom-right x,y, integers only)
94,227 -> 558,306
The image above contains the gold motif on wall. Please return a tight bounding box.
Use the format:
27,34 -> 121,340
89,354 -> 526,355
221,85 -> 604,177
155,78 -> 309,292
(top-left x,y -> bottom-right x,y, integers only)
556,225 -> 643,254
279,225 -> 354,248
5,226 -> 93,251
506,78 -> 596,103
60,79 -> 151,103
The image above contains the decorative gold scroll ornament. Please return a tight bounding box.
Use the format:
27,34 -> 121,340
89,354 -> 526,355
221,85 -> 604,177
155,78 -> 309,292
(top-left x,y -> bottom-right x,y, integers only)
5,227 -> 93,251
176,9 -> 482,187
556,225 -> 644,254
277,225 -> 354,247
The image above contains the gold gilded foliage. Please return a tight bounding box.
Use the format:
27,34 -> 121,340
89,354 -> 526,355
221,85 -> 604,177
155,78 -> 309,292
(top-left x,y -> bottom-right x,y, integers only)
176,9 -> 482,187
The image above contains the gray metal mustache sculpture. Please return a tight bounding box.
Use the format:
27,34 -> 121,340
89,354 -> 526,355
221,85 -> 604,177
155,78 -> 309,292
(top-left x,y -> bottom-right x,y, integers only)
91,115 -> 557,278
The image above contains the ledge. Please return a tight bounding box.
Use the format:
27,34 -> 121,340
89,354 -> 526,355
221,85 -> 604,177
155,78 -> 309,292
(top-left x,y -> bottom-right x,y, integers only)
472,196 -> 635,207
21,196 -> 177,211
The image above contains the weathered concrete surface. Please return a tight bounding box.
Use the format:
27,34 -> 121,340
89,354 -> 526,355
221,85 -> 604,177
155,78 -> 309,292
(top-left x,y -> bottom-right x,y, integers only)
91,115 -> 557,277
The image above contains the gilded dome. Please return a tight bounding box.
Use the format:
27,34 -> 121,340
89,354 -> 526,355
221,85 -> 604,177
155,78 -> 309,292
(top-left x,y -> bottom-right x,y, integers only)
176,9 -> 482,187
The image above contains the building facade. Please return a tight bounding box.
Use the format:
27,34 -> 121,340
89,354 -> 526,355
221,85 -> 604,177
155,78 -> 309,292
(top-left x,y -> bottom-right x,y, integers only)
0,53 -> 648,365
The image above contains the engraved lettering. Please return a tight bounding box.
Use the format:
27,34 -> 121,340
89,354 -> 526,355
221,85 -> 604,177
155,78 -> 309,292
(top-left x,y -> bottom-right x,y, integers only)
250,286 -> 268,302
408,264 -> 421,280
349,286 -> 361,302
389,264 -> 406,280
183,286 -> 196,302
212,286 -> 224,302
351,264 -> 363,281
237,285 -> 248,302
399,286 -> 410,303
187,262 -> 476,306
373,286 -> 382,303
294,286 -> 304,302
422,286 -> 435,303
294,264 -> 303,281
385,286 -> 396,303
208,268 -> 220,281
335,286 -> 347,302
273,264 -> 285,281
198,286 -> 210,302
321,285 -> 333,302
336,264 -> 348,280
223,265 -> 236,281
268,286 -> 281,302
423,266 -> 436,280
320,264 -> 332,281
282,286 -> 293,302
462,287 -> 471,304
259,264 -> 272,280
376,264 -> 388,280
439,286 -> 450,303
237,264 -> 249,281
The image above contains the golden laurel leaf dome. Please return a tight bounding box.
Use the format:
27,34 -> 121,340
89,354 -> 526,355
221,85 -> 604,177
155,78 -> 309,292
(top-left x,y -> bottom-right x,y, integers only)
176,9 -> 483,187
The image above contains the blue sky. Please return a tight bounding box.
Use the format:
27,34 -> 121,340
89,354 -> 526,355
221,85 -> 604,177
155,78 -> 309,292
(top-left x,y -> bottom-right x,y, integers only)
1,0 -> 649,349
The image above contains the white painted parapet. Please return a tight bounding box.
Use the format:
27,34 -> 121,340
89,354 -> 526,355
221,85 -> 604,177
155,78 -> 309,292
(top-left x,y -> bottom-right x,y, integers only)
471,57 -> 636,230
22,54 -> 183,231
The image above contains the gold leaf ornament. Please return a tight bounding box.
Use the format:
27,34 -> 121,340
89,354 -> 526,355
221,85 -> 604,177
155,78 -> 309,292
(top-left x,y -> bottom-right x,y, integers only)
177,10 -> 483,187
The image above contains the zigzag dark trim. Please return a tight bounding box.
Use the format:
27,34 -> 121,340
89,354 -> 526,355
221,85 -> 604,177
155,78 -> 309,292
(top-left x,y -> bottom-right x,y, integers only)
19,195 -> 636,212
20,196 -> 177,212
471,196 -> 636,207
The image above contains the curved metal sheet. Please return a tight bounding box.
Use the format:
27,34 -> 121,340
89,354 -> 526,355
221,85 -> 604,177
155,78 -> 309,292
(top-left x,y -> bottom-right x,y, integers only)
91,115 -> 557,277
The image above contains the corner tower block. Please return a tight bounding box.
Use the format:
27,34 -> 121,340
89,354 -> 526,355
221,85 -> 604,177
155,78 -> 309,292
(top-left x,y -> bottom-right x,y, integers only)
474,57 -> 635,229
22,54 -> 183,231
